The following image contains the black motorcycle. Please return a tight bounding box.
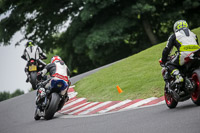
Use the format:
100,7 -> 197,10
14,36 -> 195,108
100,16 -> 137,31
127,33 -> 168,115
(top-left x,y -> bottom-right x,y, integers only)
159,49 -> 200,109
34,77 -> 69,120
27,58 -> 46,90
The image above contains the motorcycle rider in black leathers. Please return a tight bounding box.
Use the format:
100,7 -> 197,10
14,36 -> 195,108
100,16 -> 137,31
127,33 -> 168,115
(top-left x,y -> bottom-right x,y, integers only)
21,41 -> 47,82
36,56 -> 71,110
161,20 -> 199,99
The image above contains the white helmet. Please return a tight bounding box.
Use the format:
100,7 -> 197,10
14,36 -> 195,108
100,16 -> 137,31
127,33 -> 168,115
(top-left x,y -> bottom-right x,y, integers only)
51,56 -> 62,63
173,20 -> 188,32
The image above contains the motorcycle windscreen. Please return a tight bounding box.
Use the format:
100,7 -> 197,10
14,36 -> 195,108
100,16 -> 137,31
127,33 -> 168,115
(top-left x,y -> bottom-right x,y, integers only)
50,79 -> 68,91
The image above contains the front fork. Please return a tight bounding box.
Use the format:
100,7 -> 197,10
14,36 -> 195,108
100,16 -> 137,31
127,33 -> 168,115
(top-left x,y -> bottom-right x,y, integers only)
165,80 -> 181,101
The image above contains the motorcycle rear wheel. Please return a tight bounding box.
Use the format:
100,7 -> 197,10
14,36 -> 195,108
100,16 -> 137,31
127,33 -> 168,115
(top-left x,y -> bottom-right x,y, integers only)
44,93 -> 60,120
30,72 -> 37,90
164,86 -> 178,109
191,73 -> 200,105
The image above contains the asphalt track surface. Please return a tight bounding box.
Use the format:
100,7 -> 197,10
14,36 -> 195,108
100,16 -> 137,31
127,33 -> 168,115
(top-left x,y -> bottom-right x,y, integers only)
1,63 -> 200,133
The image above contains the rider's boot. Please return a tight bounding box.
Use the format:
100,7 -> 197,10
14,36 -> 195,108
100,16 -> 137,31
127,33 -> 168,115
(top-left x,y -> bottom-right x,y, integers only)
57,89 -> 69,111
26,74 -> 30,83
61,88 -> 69,102
25,67 -> 30,83
170,69 -> 184,101
172,69 -> 184,84
57,94 -> 69,111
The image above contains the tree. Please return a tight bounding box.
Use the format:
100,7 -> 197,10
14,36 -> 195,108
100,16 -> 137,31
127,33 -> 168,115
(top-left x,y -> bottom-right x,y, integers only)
0,91 -> 10,102
11,89 -> 24,97
0,89 -> 24,102
0,0 -> 200,75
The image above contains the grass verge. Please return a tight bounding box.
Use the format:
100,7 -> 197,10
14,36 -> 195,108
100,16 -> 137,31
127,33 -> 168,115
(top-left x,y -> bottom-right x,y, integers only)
74,27 -> 200,102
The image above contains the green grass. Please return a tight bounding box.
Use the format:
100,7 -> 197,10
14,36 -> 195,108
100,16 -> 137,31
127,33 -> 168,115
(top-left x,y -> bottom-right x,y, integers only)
74,27 -> 200,102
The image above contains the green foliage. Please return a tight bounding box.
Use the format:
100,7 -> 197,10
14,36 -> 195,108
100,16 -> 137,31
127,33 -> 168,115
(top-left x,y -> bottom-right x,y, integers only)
0,89 -> 24,102
11,89 -> 24,97
75,27 -> 200,101
44,48 -> 62,64
132,2 -> 156,14
0,91 -> 10,102
0,0 -> 200,75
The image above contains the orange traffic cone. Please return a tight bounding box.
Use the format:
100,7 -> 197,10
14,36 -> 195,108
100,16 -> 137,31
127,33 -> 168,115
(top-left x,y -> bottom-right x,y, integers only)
117,85 -> 123,94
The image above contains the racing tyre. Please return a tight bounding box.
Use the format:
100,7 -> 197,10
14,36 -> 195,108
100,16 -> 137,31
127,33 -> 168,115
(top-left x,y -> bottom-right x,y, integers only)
191,72 -> 200,105
44,93 -> 60,120
30,72 -> 37,90
164,86 -> 178,109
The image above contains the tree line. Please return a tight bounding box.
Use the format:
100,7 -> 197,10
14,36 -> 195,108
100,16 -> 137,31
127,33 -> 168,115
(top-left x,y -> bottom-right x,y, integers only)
0,0 -> 200,75
0,89 -> 24,102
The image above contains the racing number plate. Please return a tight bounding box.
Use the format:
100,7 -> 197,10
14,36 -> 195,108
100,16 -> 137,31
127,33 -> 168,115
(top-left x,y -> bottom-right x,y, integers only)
29,65 -> 37,71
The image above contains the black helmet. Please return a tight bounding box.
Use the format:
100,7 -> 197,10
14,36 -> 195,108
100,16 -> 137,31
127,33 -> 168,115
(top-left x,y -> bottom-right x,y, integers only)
173,20 -> 189,32
26,41 -> 34,47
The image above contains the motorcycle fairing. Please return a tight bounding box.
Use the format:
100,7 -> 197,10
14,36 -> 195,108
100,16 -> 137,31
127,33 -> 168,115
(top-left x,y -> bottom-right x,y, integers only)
50,79 -> 68,91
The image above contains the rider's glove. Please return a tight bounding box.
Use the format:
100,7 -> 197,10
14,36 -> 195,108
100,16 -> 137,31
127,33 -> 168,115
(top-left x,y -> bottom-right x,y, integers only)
159,59 -> 163,64
37,71 -> 42,75
37,71 -> 43,80
159,59 -> 165,67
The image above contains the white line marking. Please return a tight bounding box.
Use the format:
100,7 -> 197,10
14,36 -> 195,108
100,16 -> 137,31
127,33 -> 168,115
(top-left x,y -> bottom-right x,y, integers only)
98,100 -> 132,113
120,97 -> 158,111
61,98 -> 86,109
61,102 -> 89,114
78,101 -> 112,115
68,92 -> 78,99
69,85 -> 75,88
154,100 -> 165,105
56,98 -> 165,119
68,102 -> 99,115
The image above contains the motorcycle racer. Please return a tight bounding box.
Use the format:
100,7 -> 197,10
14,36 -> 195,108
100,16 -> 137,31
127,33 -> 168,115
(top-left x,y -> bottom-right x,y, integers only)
21,41 -> 47,82
161,20 -> 200,99
36,55 -> 71,110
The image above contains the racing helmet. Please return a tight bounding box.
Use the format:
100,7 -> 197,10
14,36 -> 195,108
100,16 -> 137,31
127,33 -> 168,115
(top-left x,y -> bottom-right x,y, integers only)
51,56 -> 62,63
173,20 -> 188,32
26,41 -> 34,47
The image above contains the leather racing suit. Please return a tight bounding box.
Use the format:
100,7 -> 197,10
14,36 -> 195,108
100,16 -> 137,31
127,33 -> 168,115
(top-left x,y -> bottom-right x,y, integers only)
40,60 -> 70,96
21,45 -> 47,82
36,60 -> 71,110
162,28 -> 199,76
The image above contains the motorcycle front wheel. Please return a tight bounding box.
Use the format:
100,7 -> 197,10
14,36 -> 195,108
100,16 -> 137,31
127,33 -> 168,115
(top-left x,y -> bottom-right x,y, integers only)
164,86 -> 178,109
